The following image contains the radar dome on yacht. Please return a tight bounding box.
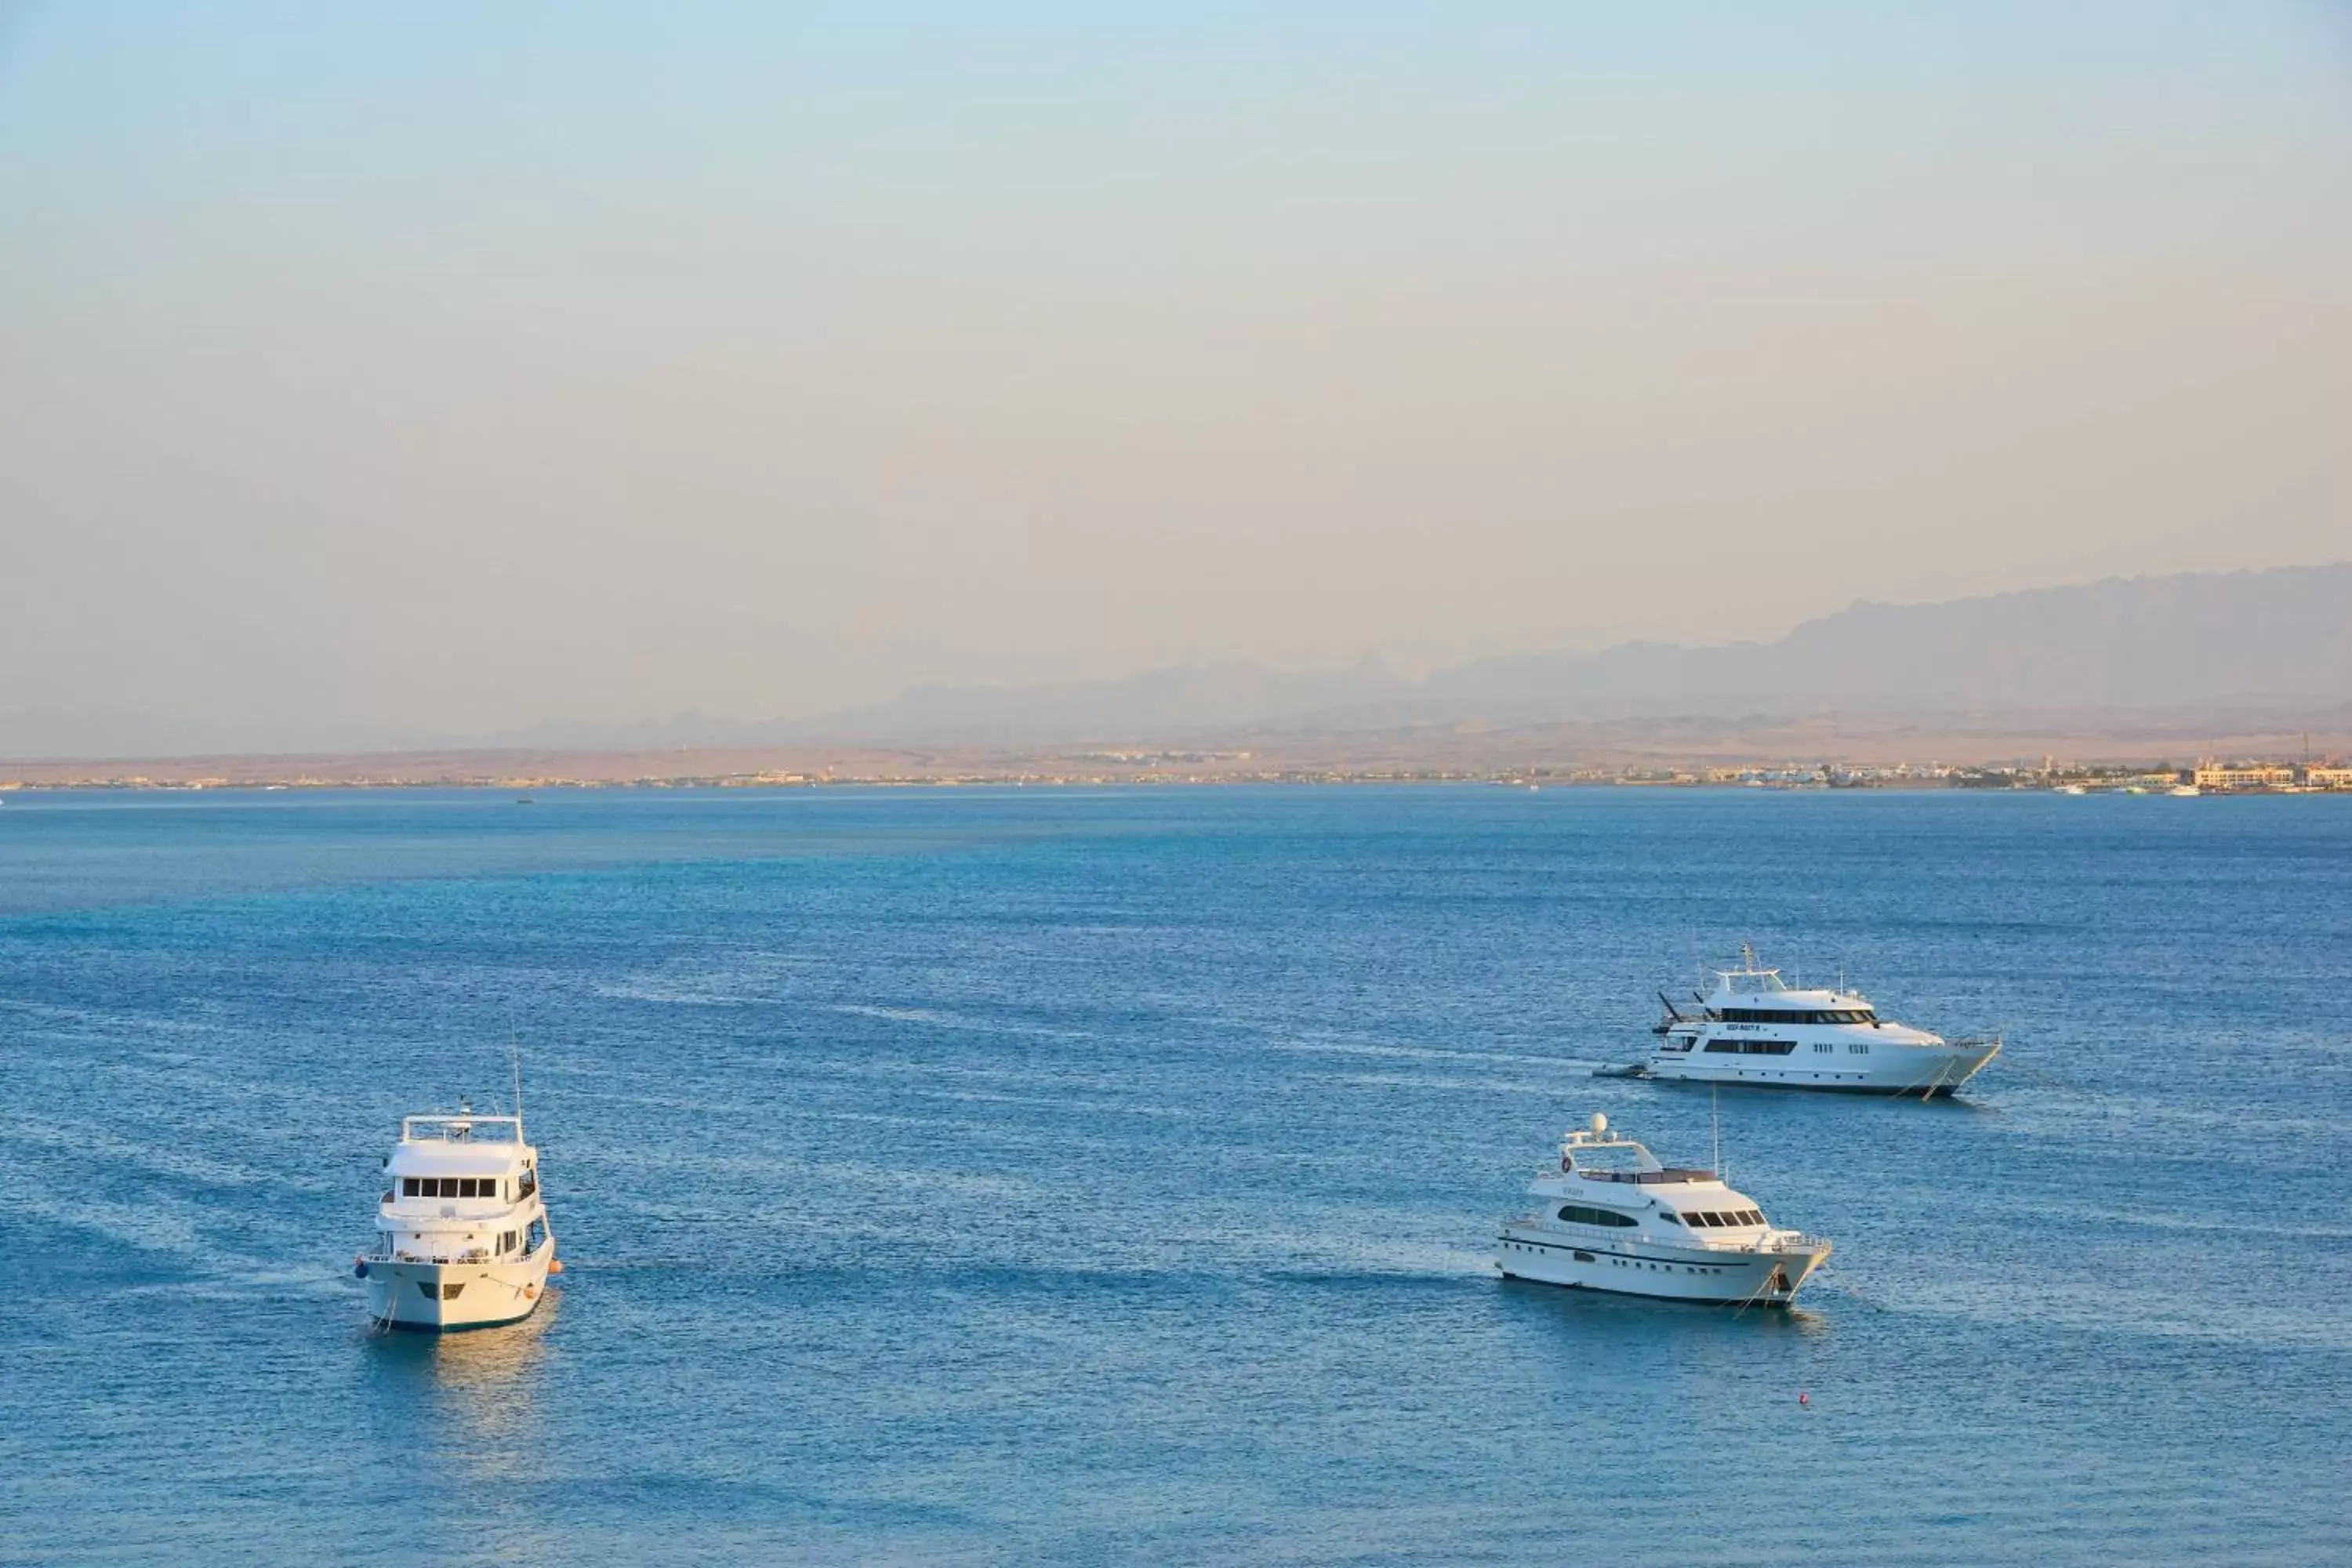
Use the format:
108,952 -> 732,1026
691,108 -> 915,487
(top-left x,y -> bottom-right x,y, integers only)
1590,1113 -> 1608,1135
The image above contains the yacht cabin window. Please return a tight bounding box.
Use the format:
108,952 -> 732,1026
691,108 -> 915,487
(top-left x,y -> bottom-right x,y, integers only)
401,1176 -> 506,1200
1556,1204 -> 1639,1229
1719,1007 -> 1875,1025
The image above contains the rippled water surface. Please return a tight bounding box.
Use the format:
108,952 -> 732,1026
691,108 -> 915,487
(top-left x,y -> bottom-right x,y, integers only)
3,786 -> 2348,1564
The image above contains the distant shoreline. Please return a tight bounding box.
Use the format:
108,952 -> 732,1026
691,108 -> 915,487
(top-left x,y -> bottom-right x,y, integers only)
4,771 -> 2346,796
4,714 -> 2347,795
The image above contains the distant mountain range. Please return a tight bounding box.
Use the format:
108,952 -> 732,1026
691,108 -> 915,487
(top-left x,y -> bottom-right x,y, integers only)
784,562 -> 2352,742
5,564 -> 2347,760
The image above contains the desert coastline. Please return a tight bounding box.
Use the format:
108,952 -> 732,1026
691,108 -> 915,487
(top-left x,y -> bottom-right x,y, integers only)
6,712 -> 2348,793
13,564 -> 2344,792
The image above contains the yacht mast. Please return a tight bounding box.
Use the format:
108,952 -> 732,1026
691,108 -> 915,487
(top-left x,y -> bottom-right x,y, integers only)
1711,1085 -> 1722,1182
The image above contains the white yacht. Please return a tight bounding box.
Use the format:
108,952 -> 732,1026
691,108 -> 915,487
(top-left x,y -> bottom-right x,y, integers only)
1628,948 -> 1999,1096
357,1105 -> 557,1332
1497,1115 -> 1829,1306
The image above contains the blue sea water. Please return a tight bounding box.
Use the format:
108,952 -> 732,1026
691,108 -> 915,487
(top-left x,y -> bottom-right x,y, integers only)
2,785 -> 2349,1565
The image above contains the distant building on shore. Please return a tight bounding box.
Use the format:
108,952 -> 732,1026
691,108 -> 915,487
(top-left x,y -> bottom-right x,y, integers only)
2194,764 -> 2298,792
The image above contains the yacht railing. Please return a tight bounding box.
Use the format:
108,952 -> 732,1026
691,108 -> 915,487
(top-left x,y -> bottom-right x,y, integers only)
397,1115 -> 525,1149
1503,1225 -> 1834,1258
1576,1167 -> 1719,1185
376,1245 -> 498,1265
1690,1232 -> 1831,1256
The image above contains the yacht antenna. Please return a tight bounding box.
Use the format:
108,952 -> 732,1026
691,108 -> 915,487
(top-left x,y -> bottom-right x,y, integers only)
508,1005 -> 524,1127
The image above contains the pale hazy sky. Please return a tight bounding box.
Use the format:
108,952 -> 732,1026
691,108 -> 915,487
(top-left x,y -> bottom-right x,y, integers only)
5,2 -> 2350,746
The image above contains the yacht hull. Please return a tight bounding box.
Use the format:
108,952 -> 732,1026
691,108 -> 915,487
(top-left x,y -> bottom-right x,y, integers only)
1496,1229 -> 1828,1306
365,1254 -> 551,1333
1645,1042 -> 1999,1097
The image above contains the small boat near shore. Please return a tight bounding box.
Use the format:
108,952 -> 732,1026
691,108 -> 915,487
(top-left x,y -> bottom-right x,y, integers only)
1497,1114 -> 1829,1306
358,1104 -> 558,1332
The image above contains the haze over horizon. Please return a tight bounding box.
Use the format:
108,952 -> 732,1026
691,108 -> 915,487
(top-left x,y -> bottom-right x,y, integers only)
6,4 -> 2350,751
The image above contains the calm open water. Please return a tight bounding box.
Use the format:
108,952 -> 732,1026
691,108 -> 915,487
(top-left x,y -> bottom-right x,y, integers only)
2,785 -> 2348,1565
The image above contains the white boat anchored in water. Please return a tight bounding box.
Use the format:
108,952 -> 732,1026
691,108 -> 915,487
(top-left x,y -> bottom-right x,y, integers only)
1615,947 -> 2000,1097
358,1105 -> 559,1332
1497,1114 -> 1829,1306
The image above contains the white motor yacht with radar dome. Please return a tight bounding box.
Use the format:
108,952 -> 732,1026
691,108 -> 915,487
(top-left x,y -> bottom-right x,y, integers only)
1497,1114 -> 1830,1306
1621,946 -> 2000,1096
356,1102 -> 559,1332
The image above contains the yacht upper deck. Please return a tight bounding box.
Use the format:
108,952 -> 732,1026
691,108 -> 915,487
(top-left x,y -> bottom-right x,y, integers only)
383,1112 -> 535,1185
1575,1165 -> 1722,1185
1690,949 -> 1879,1023
1551,1117 -> 1717,1184
400,1112 -> 524,1145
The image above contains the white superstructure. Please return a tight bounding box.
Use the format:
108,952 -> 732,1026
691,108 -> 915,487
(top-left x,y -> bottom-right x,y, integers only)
1496,1114 -> 1829,1306
358,1107 -> 557,1333
1637,948 -> 1999,1097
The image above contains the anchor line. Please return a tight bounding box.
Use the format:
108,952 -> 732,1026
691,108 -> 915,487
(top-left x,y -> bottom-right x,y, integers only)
1731,1255 -> 1790,1318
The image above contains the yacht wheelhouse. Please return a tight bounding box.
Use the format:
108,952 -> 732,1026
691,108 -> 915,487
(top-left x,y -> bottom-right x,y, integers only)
1496,1114 -> 1829,1306
357,1108 -> 557,1333
1635,948 -> 1999,1097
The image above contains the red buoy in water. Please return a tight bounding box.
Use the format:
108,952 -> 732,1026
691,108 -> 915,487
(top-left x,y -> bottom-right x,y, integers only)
1798,1391 -> 1810,1406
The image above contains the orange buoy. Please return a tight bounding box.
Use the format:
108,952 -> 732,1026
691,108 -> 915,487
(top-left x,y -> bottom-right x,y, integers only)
548,1258 -> 564,1276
